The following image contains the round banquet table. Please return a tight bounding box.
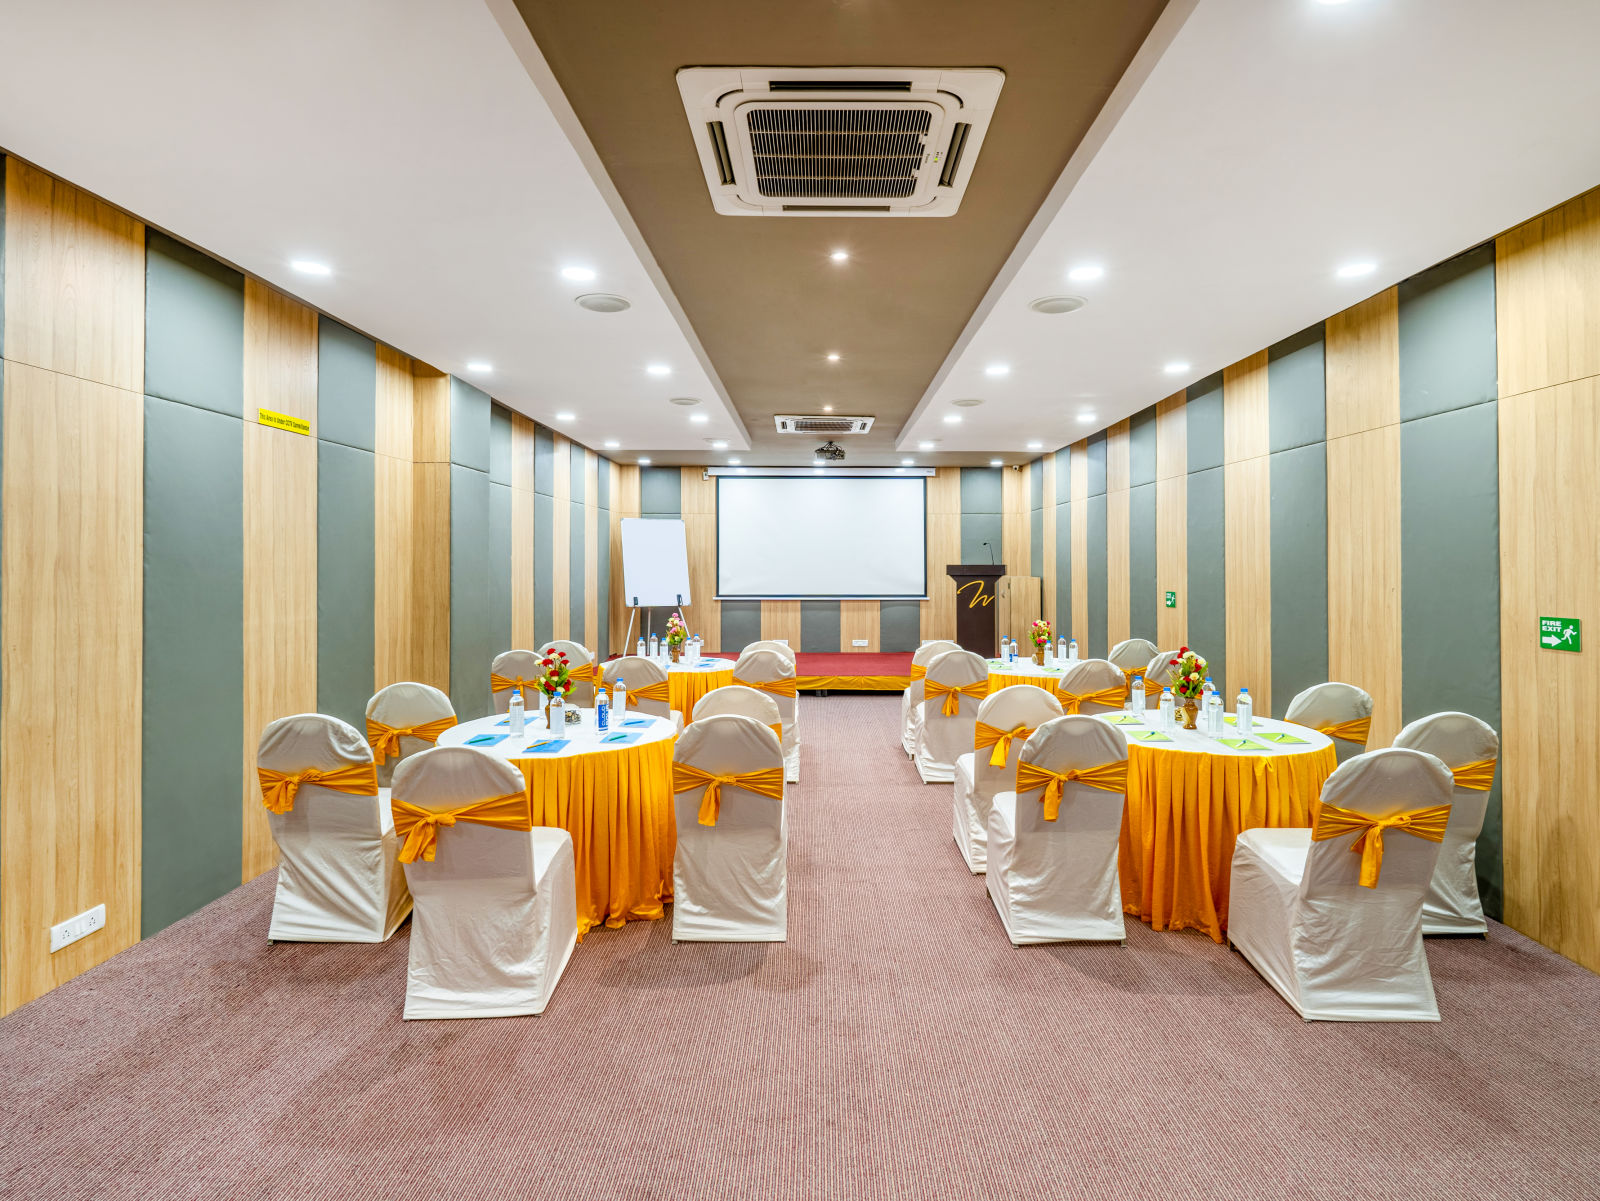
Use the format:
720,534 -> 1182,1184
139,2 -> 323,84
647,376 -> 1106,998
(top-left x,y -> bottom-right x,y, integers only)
1103,710 -> 1338,942
438,709 -> 677,937
665,656 -> 736,717
986,658 -> 1069,694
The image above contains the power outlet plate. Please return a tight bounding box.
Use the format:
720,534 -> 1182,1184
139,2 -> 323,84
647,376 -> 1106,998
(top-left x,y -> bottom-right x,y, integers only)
851,639 -> 869,647
50,903 -> 105,953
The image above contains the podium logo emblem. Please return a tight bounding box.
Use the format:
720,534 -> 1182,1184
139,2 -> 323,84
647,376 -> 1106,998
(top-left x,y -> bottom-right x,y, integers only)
956,580 -> 995,609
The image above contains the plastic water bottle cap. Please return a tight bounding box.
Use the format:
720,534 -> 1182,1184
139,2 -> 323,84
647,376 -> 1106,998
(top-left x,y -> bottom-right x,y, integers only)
1241,688 -> 1249,694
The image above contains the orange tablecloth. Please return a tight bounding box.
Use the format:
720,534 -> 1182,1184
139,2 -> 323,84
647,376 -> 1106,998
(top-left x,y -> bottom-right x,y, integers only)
1118,740 -> 1338,942
987,669 -> 1063,695
669,667 -> 734,717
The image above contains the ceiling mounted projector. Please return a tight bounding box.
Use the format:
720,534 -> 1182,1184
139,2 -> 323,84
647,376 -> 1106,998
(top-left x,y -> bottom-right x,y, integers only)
815,441 -> 847,461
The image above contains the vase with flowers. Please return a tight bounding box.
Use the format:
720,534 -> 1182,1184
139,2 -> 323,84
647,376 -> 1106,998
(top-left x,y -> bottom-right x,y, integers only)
665,611 -> 688,664
537,651 -> 573,729
1029,619 -> 1052,666
1170,647 -> 1208,730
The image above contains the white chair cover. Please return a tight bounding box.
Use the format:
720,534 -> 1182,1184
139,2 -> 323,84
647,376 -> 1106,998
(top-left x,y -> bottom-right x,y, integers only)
672,714 -> 787,942
953,685 -> 1064,873
1393,711 -> 1499,935
1285,681 -> 1374,764
692,684 -> 783,737
742,639 -> 796,662
1144,650 -> 1181,687
539,640 -> 597,706
1055,658 -> 1126,715
902,639 -> 959,757
603,655 -> 683,733
1229,747 -> 1454,1021
490,649 -> 545,715
916,649 -> 988,783
1109,638 -> 1158,671
733,648 -> 800,783
261,713 -> 410,943
985,716 -> 1128,944
366,681 -> 455,790
392,746 -> 577,1019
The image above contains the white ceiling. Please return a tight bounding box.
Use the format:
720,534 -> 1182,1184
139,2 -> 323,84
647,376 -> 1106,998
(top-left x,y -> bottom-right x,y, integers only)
0,0 -> 746,456
904,0 -> 1600,454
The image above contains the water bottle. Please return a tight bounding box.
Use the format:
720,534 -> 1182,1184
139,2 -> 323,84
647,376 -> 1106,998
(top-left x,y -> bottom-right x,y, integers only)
596,686 -> 609,732
649,634 -> 659,660
1068,638 -> 1078,662
550,690 -> 565,728
508,688 -> 525,738
1159,688 -> 1175,730
613,676 -> 627,718
1237,687 -> 1253,735
1044,640 -> 1054,667
1203,677 -> 1219,735
1057,637 -> 1067,662
637,636 -> 646,659
1129,675 -> 1143,713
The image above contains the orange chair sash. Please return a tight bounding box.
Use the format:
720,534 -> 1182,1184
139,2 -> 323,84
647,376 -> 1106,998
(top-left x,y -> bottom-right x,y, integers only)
1144,675 -> 1167,696
391,791 -> 532,864
628,679 -> 671,704
1311,800 -> 1450,887
975,721 -> 1036,767
672,761 -> 785,826
909,664 -> 927,682
1317,716 -> 1372,744
257,762 -> 378,815
567,662 -> 602,684
490,672 -> 537,695
733,675 -> 799,698
1056,685 -> 1127,715
1015,759 -> 1129,821
924,678 -> 988,717
365,715 -> 457,765
1450,759 -> 1496,791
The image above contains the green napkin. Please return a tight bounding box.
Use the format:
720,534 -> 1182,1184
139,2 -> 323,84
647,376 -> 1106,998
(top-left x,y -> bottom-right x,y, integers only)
1103,714 -> 1144,726
1131,729 -> 1173,743
1218,737 -> 1265,751
1257,731 -> 1309,745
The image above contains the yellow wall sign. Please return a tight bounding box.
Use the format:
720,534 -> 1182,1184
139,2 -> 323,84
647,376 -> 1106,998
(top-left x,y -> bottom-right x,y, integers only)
258,408 -> 311,436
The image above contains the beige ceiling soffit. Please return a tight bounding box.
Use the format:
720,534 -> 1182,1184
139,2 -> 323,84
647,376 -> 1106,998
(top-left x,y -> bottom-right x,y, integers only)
894,0 -> 1202,450
479,0 -> 749,445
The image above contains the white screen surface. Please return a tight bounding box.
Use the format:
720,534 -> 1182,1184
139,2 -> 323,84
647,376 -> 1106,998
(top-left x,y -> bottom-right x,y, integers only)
717,476 -> 927,599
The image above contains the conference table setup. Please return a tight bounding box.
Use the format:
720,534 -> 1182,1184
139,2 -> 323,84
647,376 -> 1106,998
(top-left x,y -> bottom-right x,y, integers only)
662,655 -> 736,716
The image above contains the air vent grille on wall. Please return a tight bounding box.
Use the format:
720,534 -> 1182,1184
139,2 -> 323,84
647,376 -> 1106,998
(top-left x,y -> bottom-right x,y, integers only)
775,415 -> 874,434
678,67 -> 1004,217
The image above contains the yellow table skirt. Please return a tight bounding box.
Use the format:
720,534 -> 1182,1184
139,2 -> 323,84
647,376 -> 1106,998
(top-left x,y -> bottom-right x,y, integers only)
1119,741 -> 1338,942
797,674 -> 910,691
670,669 -> 734,718
517,737 -> 676,937
987,671 -> 1061,695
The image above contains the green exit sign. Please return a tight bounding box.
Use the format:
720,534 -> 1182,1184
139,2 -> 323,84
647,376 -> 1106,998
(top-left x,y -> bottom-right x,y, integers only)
1164,590 -> 1177,609
1539,616 -> 1581,652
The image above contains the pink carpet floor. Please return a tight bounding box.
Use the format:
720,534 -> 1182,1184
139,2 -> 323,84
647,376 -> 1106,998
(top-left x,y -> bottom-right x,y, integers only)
0,694 -> 1596,1200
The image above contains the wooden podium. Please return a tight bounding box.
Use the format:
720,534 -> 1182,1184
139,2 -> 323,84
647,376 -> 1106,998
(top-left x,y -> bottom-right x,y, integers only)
946,564 -> 1006,658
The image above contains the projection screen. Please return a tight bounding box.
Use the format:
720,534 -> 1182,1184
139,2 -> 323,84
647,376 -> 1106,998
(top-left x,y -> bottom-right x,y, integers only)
716,475 -> 927,599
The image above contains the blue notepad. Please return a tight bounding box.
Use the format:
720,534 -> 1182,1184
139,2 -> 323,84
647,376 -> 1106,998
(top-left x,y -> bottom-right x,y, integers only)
622,717 -> 651,728
601,732 -> 642,745
465,733 -> 509,747
522,740 -> 569,755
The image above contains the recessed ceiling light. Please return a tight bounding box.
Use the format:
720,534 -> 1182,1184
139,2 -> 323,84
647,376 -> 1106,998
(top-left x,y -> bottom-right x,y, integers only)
561,266 -> 597,282
1163,361 -> 1191,375
1336,261 -> 1377,279
603,440 -> 620,449
291,259 -> 331,276
1314,0 -> 1353,5
710,440 -> 729,450
1026,441 -> 1043,451
465,361 -> 492,374
943,414 -> 962,425
1067,264 -> 1104,282
728,457 -> 742,465
989,459 -> 1003,467
826,352 -> 841,362
638,457 -> 652,465
555,412 -> 576,422
830,249 -> 850,263
985,364 -> 1011,377
1078,412 -> 1097,424
901,458 -> 914,466
822,404 -> 834,413
646,364 -> 672,377
689,413 -> 709,424
918,441 -> 935,451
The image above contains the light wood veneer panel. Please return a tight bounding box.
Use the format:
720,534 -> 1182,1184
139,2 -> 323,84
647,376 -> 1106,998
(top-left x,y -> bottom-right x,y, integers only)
551,435 -> 570,641
680,468 -> 719,649
1223,351 -> 1269,463
1496,186 -> 1600,399
1070,443 -> 1088,644
609,464 -> 639,652
1106,487 -> 1130,647
840,601 -> 880,653
760,600 -> 802,647
411,462 -> 450,691
1223,454 -> 1271,708
584,452 -> 600,650
511,415 -> 537,648
1156,474 -> 1187,651
1155,391 -> 1186,481
1041,456 -> 1057,628
1325,289 -> 1400,439
922,469 -> 961,642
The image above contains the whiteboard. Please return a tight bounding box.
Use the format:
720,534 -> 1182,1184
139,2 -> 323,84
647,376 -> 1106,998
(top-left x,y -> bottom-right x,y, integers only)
620,518 -> 692,608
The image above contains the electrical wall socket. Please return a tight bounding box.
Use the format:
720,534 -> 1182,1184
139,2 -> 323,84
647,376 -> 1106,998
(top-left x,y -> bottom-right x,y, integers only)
851,639 -> 869,647
50,904 -> 105,953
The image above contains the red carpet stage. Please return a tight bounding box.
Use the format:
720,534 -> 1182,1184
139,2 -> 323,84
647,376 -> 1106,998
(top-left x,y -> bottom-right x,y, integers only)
707,651 -> 911,691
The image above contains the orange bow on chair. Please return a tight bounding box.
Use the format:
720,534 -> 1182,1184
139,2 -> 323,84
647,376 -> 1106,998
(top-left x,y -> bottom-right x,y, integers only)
257,763 -> 378,815
567,662 -> 603,685
974,721 -> 1036,767
1317,716 -> 1372,745
365,716 -> 457,765
672,762 -> 785,826
923,678 -> 987,717
733,675 -> 799,698
1311,801 -> 1451,887
391,791 -> 533,863
490,673 -> 536,694
908,664 -> 928,682
1015,759 -> 1128,821
628,679 -> 672,704
1056,685 -> 1126,715
1450,759 -> 1496,790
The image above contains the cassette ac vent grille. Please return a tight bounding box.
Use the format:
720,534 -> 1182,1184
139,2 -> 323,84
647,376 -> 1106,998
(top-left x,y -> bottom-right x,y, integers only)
747,107 -> 932,200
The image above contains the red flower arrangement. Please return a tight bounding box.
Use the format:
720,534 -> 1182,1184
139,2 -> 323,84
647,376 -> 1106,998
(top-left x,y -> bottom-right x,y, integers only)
1170,646 -> 1208,701
537,651 -> 574,698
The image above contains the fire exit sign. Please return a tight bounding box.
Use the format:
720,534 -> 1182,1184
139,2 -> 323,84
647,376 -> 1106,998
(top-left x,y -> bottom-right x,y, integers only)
1539,616 -> 1581,652
1164,590 -> 1177,609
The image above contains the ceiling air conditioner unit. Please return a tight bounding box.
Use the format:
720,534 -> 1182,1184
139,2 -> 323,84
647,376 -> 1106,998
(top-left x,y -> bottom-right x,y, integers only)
775,415 -> 874,434
677,67 -> 1004,217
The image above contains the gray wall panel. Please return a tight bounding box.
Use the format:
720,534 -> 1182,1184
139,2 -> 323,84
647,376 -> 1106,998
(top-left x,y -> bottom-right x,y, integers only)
1186,374 -> 1225,473
317,441 -> 375,731
801,601 -> 841,653
569,499 -> 586,646
1269,442 -> 1329,717
141,397 -> 243,936
596,455 -> 611,510
1129,407 -> 1158,486
640,466 -> 681,517
490,481 -> 513,655
316,317 -> 376,453
144,231 -> 244,417
534,491 -> 554,649
1186,466 -> 1226,690
960,465 -> 1002,512
1029,457 -> 1044,509
720,601 -> 762,653
1402,401 -> 1502,916
533,425 -> 555,496
879,600 -> 920,652
596,502 -> 611,659
449,466 -> 493,720
449,378 -> 490,471
1055,501 -> 1071,641
1399,243 -> 1498,422
1085,433 -> 1107,497
1030,505 -> 1043,579
489,404 -> 512,485
961,465 -> 1005,566
1086,494 -> 1107,659
1129,482 -> 1157,641
1267,326 -> 1326,453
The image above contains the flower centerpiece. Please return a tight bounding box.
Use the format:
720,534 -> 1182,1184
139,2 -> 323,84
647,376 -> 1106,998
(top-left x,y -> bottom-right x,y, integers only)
1170,646 -> 1207,729
537,650 -> 573,729
665,611 -> 688,664
1029,618 -> 1052,666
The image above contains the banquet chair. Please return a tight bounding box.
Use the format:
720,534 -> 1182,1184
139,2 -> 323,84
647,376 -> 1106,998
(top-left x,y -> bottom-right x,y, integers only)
742,639 -> 796,662
490,649 -> 544,715
1284,682 -> 1374,764
953,685 -> 1064,873
259,713 -> 410,943
916,649 -> 988,784
733,648 -> 801,783
985,715 -> 1129,944
1392,711 -> 1499,936
1228,747 -> 1454,1021
1055,659 -> 1127,716
366,681 -> 456,791
671,714 -> 787,942
902,639 -> 960,758
603,656 -> 684,733
692,684 -> 784,745
1109,638 -> 1159,704
1142,650 -> 1183,707
391,746 -> 577,1019
539,640 -> 599,707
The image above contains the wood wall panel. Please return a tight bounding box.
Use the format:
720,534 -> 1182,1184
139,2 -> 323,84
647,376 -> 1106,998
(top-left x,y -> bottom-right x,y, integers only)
551,435 -> 571,640
609,464 -> 639,652
1155,391 -> 1187,481
1223,455 -> 1271,707
511,415 -> 537,648
1325,289 -> 1400,439
760,600 -> 802,647
374,349 -> 414,686
240,281 -> 318,881
1,363 -> 144,1013
411,461 -> 451,692
1105,420 -> 1130,493
1070,443 -> 1088,644
1223,351 -> 1270,463
680,468 -> 719,649
584,452 -> 600,648
1495,186 -> 1600,399
411,365 -> 449,465
1001,463 -> 1029,575
1041,456 -> 1057,628
1155,395 -> 1187,650
374,345 -> 414,462
840,601 -> 880,653
922,468 -> 961,642
1106,488 -> 1130,647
